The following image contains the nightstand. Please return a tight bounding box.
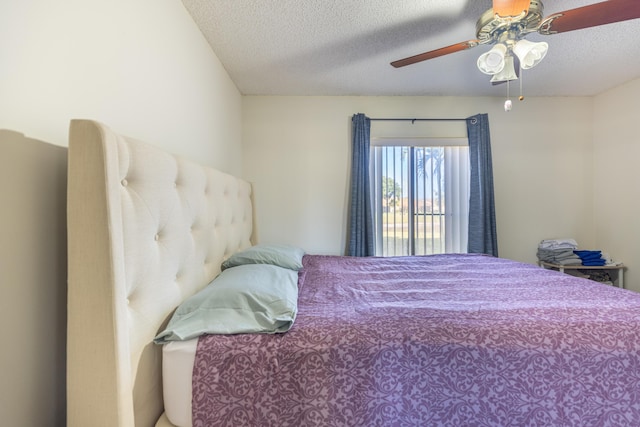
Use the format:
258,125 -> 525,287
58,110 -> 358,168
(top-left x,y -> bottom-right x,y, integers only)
539,262 -> 625,288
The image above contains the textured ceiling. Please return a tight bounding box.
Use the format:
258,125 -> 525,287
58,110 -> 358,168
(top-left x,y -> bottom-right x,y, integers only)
182,0 -> 640,97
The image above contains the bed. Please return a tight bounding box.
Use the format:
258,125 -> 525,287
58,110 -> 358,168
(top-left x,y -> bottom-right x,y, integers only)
67,120 -> 640,427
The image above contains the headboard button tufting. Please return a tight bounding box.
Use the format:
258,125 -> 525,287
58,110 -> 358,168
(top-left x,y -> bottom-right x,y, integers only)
67,119 -> 254,427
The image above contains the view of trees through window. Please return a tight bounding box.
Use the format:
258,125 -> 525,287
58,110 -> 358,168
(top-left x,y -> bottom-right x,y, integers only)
372,144 -> 469,256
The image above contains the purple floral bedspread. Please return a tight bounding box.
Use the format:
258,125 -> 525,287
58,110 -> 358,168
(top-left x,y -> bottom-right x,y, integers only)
192,254 -> 640,426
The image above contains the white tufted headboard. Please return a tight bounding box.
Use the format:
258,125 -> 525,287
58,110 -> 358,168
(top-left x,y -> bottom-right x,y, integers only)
67,120 -> 255,427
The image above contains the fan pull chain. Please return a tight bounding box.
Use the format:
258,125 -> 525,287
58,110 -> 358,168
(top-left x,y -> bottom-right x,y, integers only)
519,65 -> 525,101
504,79 -> 512,111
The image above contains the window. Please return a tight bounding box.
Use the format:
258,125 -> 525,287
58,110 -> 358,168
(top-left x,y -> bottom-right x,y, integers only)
370,138 -> 470,256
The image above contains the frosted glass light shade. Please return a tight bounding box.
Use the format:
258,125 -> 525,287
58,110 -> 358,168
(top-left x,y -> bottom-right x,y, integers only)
477,44 -> 507,75
490,55 -> 518,82
513,39 -> 548,69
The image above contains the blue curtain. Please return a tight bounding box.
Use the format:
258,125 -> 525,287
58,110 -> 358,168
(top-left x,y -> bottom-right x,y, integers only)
347,113 -> 374,256
466,113 -> 498,257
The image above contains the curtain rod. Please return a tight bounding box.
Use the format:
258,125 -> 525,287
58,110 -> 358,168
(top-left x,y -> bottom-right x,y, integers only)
370,118 -> 467,123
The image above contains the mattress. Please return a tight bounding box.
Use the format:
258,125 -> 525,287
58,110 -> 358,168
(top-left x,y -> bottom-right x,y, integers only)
162,339 -> 197,427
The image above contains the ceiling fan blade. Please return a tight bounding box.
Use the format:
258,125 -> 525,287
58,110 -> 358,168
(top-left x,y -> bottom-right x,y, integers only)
493,0 -> 530,18
391,40 -> 479,68
538,0 -> 640,35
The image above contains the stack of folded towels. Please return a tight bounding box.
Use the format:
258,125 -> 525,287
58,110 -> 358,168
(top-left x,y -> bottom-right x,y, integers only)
537,238 -> 610,266
573,250 -> 606,266
537,239 -> 581,265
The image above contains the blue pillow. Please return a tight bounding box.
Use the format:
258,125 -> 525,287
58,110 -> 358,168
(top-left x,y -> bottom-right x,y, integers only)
154,264 -> 299,343
221,244 -> 305,271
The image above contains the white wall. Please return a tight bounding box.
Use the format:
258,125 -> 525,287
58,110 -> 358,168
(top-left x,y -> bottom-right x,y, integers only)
0,1 -> 242,426
242,95 -> 595,264
0,0 -> 243,175
0,132 -> 68,427
593,77 -> 640,292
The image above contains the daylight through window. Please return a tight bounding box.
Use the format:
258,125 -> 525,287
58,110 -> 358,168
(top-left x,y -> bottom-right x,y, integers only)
371,139 -> 470,256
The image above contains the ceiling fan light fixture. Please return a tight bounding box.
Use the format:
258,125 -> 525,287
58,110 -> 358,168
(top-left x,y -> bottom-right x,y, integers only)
391,0 -> 640,92
490,54 -> 518,83
513,39 -> 548,69
477,43 -> 507,75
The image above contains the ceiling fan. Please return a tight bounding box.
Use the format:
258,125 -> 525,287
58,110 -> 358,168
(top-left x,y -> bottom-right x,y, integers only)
391,0 -> 640,85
